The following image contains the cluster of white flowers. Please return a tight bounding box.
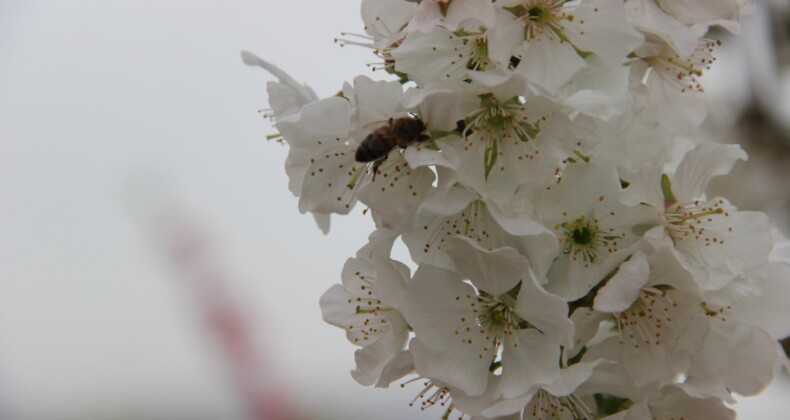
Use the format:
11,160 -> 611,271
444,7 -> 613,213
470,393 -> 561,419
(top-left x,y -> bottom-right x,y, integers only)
243,0 -> 790,418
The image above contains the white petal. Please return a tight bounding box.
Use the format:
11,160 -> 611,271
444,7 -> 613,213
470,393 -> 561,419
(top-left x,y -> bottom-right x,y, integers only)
276,96 -> 351,163
410,337 -> 493,397
594,251 -> 650,313
468,68 -> 528,101
362,0 -> 416,45
516,37 -> 587,95
487,8 -> 526,66
625,0 -> 700,57
402,84 -> 479,131
570,308 -> 608,354
403,135 -> 461,170
370,253 -> 410,310
672,142 -> 747,202
392,28 -> 474,85
722,328 -> 780,396
297,144 -> 360,215
562,89 -> 628,122
515,275 -> 574,347
564,0 -> 644,62
405,0 -> 442,33
656,0 -> 742,31
445,237 -> 528,298
648,386 -> 735,420
374,350 -> 414,388
417,181 -> 477,218
738,261 -> 790,339
351,319 -> 409,386
497,329 -> 561,398
350,76 -> 407,144
641,70 -> 707,136
683,326 -> 778,400
358,154 -> 435,229
673,206 -> 771,290
320,284 -> 358,333
312,213 -> 331,235
442,0 -> 496,32
399,264 -> 472,349
487,199 -> 550,237
406,198 -> 525,271
520,232 -> 561,281
266,80 -> 313,122
543,359 -> 603,397
241,51 -> 318,117
617,164 -> 664,208
444,134 -> 488,198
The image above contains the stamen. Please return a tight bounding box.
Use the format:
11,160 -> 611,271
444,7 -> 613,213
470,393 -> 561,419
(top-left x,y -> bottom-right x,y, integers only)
421,200 -> 498,258
509,0 -> 569,42
346,165 -> 367,190
528,389 -> 594,420
344,272 -> 395,344
401,377 -> 459,416
465,97 -> 540,177
650,38 -> 720,93
665,199 -> 729,245
613,287 -> 676,348
559,215 -> 623,267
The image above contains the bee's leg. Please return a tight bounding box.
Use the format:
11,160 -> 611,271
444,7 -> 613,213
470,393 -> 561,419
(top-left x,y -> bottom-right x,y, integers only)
371,155 -> 388,182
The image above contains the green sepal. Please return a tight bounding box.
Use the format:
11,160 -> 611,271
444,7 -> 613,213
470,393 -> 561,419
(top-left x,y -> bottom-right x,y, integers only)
661,173 -> 678,208
594,393 -> 633,417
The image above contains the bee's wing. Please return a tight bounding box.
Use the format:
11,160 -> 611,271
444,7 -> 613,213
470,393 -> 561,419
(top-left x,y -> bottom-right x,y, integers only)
362,121 -> 389,133
349,120 -> 391,148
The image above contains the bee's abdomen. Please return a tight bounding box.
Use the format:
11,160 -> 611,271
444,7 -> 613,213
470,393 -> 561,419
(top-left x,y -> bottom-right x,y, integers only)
355,135 -> 391,162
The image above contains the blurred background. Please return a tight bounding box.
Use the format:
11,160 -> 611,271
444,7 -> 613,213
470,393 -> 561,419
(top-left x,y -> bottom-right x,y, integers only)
0,0 -> 788,419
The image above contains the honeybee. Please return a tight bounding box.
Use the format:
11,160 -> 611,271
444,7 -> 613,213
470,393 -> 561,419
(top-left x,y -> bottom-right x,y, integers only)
355,117 -> 428,178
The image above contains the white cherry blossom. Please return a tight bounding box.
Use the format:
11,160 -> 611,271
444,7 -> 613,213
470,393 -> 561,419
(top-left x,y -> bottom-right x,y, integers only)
624,0 -> 701,57
534,162 -> 659,300
241,51 -> 333,232
400,237 -> 572,397
578,247 -> 710,386
601,385 -> 735,420
406,0 -> 497,33
246,1 -> 782,417
623,142 -> 772,290
632,37 -> 721,135
402,182 -> 553,271
319,230 -> 411,387
392,27 -> 496,86
656,0 -> 753,34
490,0 -> 643,94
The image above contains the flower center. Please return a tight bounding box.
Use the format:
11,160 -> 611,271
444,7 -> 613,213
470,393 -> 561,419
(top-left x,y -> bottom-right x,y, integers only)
613,286 -> 676,348
557,214 -> 625,267
421,199 -> 508,259
465,96 -> 539,176
508,0 -> 569,41
461,33 -> 490,71
528,389 -> 594,420
572,225 -> 593,245
451,284 -> 527,366
664,199 -> 728,246
345,276 -> 394,344
527,6 -> 548,23
648,38 -> 720,93
477,296 -> 521,343
561,215 -> 602,265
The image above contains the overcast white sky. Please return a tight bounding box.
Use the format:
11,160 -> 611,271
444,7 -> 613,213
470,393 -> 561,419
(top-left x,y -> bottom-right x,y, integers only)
0,1 -> 787,419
